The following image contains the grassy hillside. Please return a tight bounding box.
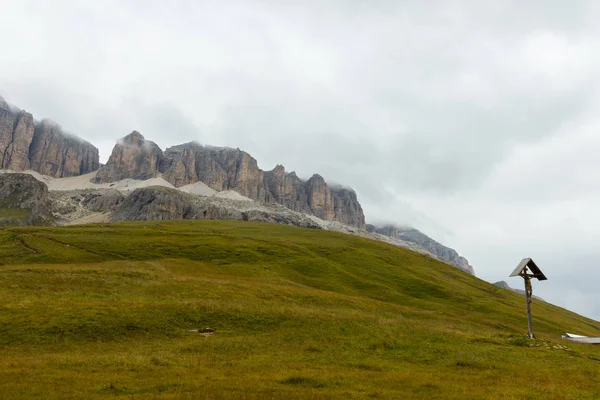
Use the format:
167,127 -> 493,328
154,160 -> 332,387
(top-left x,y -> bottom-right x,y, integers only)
0,221 -> 599,399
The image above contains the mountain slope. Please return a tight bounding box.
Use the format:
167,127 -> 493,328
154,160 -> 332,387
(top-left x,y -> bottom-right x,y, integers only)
494,280 -> 545,301
0,221 -> 598,399
367,224 -> 475,274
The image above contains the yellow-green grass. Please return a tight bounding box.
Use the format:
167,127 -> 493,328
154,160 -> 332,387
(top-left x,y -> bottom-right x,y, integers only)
0,221 -> 599,399
0,207 -> 31,225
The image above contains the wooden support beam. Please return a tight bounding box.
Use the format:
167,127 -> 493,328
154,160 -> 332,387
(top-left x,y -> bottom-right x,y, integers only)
510,258 -> 546,339
524,276 -> 533,339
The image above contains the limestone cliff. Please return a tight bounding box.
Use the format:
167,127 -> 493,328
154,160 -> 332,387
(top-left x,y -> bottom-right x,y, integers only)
263,167 -> 365,228
1,96 -> 364,228
306,174 -> 335,221
0,99 -> 36,171
29,120 -> 99,177
331,186 -> 365,228
161,142 -> 265,201
96,136 -> 366,228
263,166 -> 311,213
0,97 -> 99,177
93,131 -> 164,182
0,172 -> 52,225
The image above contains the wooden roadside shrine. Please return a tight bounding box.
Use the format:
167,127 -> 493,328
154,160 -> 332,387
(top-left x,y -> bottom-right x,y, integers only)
510,258 -> 547,339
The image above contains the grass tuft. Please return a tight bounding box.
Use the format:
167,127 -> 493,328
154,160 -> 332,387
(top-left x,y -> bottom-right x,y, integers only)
281,376 -> 327,388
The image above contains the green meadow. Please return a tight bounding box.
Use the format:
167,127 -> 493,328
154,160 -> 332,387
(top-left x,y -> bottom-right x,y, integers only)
0,221 -> 598,399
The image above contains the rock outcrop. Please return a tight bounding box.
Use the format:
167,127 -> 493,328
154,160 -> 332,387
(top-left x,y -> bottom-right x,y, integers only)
81,190 -> 125,212
161,142 -> 266,200
0,99 -> 36,171
0,98 -> 99,177
29,120 -> 99,177
331,186 -> 365,228
110,186 -> 196,222
263,167 -> 366,228
107,186 -> 326,229
0,172 -> 52,225
367,224 -> 475,274
263,166 -> 310,213
306,174 -> 335,221
93,131 -> 163,182
96,135 -> 366,228
493,280 -> 512,290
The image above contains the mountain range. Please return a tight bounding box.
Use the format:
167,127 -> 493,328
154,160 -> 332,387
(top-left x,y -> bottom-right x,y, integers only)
0,95 -> 474,274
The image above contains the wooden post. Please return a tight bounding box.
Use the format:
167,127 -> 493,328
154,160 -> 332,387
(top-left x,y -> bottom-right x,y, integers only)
524,276 -> 533,339
510,258 -> 546,340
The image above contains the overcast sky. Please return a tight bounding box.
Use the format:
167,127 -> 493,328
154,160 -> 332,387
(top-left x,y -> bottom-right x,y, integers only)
1,1 -> 599,322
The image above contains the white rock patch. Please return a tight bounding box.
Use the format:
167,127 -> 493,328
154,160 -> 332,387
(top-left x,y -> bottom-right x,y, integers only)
178,181 -> 217,197
213,190 -> 253,202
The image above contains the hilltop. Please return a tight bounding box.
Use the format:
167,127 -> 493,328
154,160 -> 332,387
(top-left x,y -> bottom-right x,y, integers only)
0,221 -> 599,399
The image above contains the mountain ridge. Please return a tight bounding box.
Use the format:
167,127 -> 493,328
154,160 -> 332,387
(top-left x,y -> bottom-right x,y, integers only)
0,95 -> 475,275
367,224 -> 475,274
93,131 -> 366,228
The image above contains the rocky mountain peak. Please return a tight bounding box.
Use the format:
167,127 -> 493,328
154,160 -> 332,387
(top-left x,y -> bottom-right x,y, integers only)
121,130 -> 146,144
173,141 -> 203,149
93,131 -> 164,183
493,281 -> 511,289
308,174 -> 325,182
271,165 -> 286,176
0,97 -> 9,111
